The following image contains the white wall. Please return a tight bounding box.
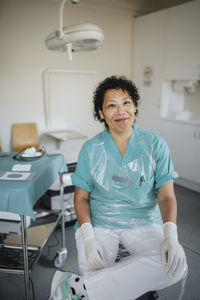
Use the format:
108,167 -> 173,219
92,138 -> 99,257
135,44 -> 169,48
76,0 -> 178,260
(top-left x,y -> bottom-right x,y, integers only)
0,0 -> 134,151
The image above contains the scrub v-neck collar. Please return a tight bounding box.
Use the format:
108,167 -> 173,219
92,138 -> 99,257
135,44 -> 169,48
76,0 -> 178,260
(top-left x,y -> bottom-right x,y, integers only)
105,124 -> 143,165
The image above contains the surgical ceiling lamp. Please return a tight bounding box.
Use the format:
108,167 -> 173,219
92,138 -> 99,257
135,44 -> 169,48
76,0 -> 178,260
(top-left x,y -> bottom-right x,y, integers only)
45,0 -> 104,61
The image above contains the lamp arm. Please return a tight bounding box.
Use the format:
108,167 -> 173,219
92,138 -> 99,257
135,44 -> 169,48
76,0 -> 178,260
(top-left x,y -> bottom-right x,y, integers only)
56,0 -> 66,38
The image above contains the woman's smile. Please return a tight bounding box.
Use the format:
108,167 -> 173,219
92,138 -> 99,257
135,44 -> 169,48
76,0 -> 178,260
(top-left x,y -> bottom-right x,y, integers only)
115,117 -> 129,122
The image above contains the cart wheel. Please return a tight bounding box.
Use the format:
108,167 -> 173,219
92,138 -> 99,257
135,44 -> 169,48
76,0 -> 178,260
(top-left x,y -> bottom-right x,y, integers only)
54,248 -> 68,268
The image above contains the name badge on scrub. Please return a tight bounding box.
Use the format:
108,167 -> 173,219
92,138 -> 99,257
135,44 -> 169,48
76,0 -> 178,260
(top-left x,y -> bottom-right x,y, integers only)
112,174 -> 146,187
112,175 -> 132,185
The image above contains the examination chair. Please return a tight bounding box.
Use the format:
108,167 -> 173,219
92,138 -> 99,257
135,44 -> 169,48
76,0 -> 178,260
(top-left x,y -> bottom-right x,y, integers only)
12,122 -> 39,152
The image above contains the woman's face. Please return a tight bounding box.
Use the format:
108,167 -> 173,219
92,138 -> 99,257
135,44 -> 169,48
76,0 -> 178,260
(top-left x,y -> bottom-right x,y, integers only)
99,88 -> 136,135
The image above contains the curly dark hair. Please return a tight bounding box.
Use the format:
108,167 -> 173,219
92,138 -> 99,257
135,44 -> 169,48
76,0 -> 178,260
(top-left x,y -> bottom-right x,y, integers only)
93,75 -> 140,128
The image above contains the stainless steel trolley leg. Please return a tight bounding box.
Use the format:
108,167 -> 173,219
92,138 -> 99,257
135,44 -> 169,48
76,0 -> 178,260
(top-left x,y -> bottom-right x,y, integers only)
60,173 -> 66,250
21,215 -> 32,300
54,173 -> 68,268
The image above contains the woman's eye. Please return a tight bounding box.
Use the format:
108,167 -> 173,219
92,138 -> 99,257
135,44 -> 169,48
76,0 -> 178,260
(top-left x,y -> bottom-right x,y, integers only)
124,100 -> 131,105
107,104 -> 115,108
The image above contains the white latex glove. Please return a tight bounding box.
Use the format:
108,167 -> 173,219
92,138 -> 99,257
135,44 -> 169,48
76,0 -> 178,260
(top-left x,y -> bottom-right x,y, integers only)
81,222 -> 105,269
161,222 -> 187,277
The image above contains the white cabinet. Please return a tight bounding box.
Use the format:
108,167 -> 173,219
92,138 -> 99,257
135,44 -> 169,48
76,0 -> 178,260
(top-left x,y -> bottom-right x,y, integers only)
193,126 -> 200,183
133,1 -> 200,191
164,0 -> 200,80
160,120 -> 200,184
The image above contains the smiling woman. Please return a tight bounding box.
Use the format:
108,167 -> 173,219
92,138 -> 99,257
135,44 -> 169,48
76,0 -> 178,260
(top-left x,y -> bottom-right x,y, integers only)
70,75 -> 187,300
93,76 -> 140,127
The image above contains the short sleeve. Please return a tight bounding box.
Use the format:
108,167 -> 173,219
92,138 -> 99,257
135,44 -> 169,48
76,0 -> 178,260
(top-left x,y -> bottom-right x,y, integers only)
154,137 -> 178,189
71,144 -> 93,193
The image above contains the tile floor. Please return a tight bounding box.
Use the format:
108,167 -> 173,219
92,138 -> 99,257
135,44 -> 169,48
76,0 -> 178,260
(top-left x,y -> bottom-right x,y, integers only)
0,184 -> 200,300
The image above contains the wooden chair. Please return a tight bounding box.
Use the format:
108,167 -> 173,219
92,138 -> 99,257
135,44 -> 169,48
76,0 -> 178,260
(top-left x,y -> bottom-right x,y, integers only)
12,123 -> 39,152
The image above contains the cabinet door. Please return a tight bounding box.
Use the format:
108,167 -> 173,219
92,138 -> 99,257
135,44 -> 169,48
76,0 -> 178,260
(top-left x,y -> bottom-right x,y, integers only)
160,121 -> 196,182
193,125 -> 200,183
164,1 -> 200,80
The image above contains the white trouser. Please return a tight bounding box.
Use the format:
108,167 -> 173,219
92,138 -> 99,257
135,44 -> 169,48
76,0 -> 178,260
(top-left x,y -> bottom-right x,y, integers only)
75,225 -> 187,300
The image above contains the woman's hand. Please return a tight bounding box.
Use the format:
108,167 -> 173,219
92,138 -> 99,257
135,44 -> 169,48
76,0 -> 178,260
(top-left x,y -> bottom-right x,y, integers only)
161,222 -> 187,277
84,237 -> 105,269
81,223 -> 105,270
157,182 -> 187,277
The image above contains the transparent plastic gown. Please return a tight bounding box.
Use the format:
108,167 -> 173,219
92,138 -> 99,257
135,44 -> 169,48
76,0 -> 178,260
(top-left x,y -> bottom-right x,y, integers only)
72,125 -> 178,230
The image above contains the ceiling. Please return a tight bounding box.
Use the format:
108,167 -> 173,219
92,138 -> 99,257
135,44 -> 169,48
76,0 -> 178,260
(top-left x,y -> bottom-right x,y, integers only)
37,0 -> 195,17
82,0 -> 194,17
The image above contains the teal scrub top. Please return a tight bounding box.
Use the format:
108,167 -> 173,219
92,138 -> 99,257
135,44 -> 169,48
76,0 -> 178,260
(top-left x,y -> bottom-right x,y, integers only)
71,125 -> 178,229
